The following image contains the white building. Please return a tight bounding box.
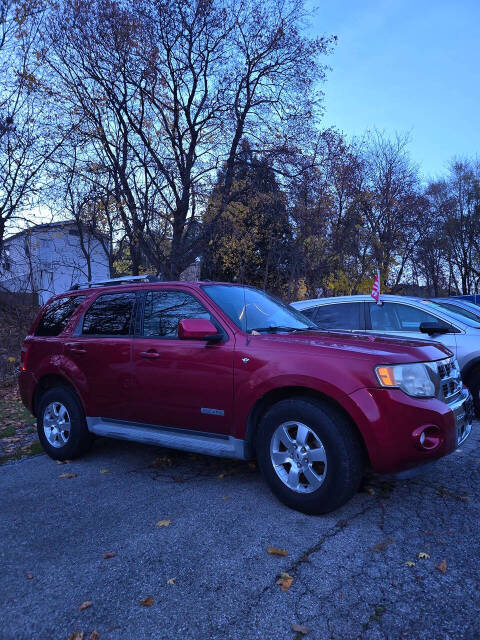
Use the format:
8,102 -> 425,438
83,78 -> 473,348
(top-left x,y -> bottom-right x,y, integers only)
0,221 -> 110,304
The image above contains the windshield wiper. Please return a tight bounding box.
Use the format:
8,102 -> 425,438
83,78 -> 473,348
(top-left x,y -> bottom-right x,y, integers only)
248,326 -> 311,334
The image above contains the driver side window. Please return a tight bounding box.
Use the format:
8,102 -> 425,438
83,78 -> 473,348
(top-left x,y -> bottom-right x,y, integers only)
143,290 -> 213,338
369,302 -> 452,332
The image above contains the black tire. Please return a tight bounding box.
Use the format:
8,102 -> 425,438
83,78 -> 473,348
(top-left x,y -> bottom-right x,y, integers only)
37,386 -> 93,460
256,398 -> 364,515
466,370 -> 480,416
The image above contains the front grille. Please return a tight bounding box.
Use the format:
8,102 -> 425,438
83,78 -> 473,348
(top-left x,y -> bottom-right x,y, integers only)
436,357 -> 462,403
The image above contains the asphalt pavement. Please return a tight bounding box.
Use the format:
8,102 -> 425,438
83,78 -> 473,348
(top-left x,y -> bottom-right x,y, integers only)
1,423 -> 479,640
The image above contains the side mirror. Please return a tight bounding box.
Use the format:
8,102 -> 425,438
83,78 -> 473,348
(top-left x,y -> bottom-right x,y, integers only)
178,318 -> 220,341
419,322 -> 450,336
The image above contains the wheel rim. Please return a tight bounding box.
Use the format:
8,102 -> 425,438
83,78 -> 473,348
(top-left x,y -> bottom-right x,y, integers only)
43,402 -> 71,448
270,421 -> 327,494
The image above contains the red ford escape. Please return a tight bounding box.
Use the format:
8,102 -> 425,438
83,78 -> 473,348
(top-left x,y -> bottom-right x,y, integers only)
18,276 -> 473,514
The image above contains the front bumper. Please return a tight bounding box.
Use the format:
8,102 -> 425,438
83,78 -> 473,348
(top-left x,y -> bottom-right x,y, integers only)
450,389 -> 474,446
348,386 -> 473,474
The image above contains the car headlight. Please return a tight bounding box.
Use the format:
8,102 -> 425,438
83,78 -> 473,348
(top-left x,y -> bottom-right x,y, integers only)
375,362 -> 438,398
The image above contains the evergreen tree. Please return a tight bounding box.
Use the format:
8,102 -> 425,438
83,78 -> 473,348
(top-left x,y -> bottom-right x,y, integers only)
202,141 -> 291,294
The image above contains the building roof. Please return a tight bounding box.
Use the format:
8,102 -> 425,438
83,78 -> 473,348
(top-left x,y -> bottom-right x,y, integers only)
3,220 -> 105,244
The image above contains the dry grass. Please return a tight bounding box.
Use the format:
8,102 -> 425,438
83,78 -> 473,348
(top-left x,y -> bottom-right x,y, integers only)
0,383 -> 38,464
0,300 -> 39,384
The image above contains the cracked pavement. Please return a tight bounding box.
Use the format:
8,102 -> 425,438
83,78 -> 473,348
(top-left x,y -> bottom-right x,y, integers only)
1,423 -> 479,640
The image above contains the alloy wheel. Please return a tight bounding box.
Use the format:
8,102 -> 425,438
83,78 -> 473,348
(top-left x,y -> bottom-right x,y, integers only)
43,402 -> 71,448
270,421 -> 327,493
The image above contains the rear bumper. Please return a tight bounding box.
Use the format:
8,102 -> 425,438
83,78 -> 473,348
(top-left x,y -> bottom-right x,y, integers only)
18,370 -> 37,415
348,386 -> 473,474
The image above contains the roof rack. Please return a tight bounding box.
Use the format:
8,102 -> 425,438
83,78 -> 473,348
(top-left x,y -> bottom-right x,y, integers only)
70,274 -> 161,290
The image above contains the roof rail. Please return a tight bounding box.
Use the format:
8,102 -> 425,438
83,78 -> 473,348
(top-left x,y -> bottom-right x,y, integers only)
70,274 -> 161,290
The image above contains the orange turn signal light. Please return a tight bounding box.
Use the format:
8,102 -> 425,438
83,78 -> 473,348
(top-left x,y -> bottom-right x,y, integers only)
376,366 -> 396,387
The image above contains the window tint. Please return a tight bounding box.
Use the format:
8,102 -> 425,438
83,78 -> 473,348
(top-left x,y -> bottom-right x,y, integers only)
314,303 -> 363,330
35,296 -> 85,337
369,302 -> 452,332
82,293 -> 136,336
299,307 -> 318,321
143,290 -> 213,338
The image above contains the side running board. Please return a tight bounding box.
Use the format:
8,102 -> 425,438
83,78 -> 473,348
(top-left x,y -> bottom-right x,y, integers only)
86,417 -> 247,460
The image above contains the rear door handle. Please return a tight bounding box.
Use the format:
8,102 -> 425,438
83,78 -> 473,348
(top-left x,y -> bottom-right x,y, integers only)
139,350 -> 161,359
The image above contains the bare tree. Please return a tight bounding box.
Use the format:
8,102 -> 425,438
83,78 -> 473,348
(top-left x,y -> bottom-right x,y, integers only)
0,0 -> 65,252
43,0 -> 334,278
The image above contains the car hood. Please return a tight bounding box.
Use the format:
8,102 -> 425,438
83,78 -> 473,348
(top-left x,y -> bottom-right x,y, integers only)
252,329 -> 453,363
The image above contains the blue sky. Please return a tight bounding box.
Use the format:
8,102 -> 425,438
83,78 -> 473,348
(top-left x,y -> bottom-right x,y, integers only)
310,0 -> 480,179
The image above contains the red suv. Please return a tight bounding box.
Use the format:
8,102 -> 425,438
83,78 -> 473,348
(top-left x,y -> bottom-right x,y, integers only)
18,277 -> 473,514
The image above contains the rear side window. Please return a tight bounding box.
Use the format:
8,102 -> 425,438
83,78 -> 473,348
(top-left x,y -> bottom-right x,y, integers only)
82,293 -> 136,336
314,303 -> 363,330
35,296 -> 85,337
143,290 -> 213,338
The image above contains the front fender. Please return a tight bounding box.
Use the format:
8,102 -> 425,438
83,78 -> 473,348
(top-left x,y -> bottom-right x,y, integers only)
232,373 -> 358,440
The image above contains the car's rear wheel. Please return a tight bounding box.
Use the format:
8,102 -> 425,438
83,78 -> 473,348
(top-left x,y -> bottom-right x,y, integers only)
37,386 -> 93,460
256,398 -> 364,514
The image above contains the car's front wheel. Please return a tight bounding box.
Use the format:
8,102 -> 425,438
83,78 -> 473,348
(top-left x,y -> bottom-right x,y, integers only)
256,398 -> 364,514
37,386 -> 93,460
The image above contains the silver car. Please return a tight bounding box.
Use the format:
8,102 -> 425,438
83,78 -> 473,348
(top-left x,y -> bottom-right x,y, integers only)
292,294 -> 480,412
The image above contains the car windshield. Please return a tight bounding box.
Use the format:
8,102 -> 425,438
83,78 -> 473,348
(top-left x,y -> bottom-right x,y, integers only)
203,285 -> 318,333
434,301 -> 480,322
422,300 -> 480,329
423,301 -> 480,328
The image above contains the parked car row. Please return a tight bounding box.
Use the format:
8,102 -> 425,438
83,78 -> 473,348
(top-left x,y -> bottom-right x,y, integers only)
18,278 -> 474,515
292,294 -> 480,413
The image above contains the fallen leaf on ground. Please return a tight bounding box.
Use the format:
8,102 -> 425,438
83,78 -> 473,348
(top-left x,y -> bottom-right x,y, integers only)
103,552 -> 115,559
156,520 -> 171,527
100,469 -> 109,474
405,561 -> 415,567
217,473 -> 225,478
89,631 -> 100,640
418,552 -> 430,559
166,578 -> 176,585
436,559 -> 447,573
59,472 -> 77,479
291,624 -> 311,635
366,487 -> 376,495
276,572 -> 294,591
268,546 -> 288,556
372,537 -> 395,552
222,496 -> 229,501
140,597 -> 154,606
79,601 -> 92,611
68,632 -> 84,640
26,572 -> 34,579
56,460 -> 67,465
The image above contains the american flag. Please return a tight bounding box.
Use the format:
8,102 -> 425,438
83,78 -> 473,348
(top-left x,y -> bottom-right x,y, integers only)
371,270 -> 381,304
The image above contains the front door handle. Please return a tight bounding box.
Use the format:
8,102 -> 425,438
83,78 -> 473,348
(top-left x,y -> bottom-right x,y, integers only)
139,350 -> 161,359
65,343 -> 87,354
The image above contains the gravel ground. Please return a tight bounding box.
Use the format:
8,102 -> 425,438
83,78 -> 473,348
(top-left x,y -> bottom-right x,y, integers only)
0,423 -> 479,640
